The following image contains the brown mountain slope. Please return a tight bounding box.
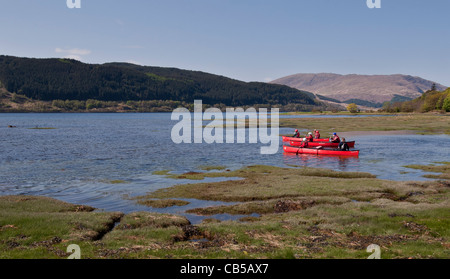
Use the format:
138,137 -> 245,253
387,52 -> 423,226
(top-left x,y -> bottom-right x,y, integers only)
271,73 -> 447,103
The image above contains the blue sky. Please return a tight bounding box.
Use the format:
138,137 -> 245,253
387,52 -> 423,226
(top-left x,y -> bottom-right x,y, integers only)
1,0 -> 449,86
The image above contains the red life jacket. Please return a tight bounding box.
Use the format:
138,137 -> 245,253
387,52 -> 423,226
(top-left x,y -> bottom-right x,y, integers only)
331,135 -> 340,143
300,141 -> 308,148
315,131 -> 320,139
307,134 -> 313,142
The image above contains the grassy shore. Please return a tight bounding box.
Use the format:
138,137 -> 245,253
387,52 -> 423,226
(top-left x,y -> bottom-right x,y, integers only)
280,113 -> 450,135
1,164 -> 448,259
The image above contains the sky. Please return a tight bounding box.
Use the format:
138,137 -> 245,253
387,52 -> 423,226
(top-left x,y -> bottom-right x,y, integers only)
0,0 -> 449,86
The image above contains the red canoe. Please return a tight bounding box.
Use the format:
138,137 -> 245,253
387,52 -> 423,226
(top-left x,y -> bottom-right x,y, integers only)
282,136 -> 329,142
289,140 -> 355,148
283,145 -> 360,156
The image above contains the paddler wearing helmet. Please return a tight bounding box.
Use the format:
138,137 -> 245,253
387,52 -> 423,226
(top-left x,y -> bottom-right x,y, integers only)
299,137 -> 309,148
330,132 -> 340,143
293,129 -> 301,138
307,132 -> 314,142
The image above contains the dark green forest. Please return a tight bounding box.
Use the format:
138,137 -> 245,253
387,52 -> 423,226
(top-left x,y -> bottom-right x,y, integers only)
0,55 -> 322,109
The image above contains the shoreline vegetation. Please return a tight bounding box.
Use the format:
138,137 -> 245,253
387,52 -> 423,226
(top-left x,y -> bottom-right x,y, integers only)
1,163 -> 448,259
279,114 -> 450,135
0,94 -> 333,113
1,81 -> 448,114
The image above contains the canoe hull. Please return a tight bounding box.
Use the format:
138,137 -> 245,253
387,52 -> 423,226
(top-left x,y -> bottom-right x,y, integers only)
289,140 -> 355,148
283,145 -> 360,156
282,136 -> 329,142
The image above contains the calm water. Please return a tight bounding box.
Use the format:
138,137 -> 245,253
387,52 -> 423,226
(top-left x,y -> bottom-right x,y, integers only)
1,113 -> 449,223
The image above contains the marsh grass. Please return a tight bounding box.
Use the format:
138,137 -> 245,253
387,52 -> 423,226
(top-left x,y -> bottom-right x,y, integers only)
134,164 -> 448,259
152,170 -> 207,180
198,165 -> 227,171
0,196 -> 123,259
152,170 -> 171,176
135,199 -> 190,208
144,165 -> 383,202
2,164 -> 449,259
405,162 -> 450,180
280,114 -> 450,135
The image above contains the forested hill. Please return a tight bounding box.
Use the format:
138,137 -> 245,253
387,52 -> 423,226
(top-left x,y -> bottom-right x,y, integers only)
0,55 -> 318,107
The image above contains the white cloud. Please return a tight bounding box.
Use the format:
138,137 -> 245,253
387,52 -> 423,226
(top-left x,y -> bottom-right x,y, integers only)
126,60 -> 142,65
55,48 -> 91,60
63,54 -> 82,61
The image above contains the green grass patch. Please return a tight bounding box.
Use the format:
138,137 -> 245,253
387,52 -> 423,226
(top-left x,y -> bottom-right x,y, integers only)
2,163 -> 448,259
142,165 -> 382,202
135,199 -> 190,208
198,165 -> 227,171
280,114 -> 450,135
0,196 -> 123,259
404,162 -> 450,180
152,170 -> 171,176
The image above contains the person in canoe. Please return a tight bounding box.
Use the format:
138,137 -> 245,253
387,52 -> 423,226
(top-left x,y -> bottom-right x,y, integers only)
314,129 -> 320,139
298,138 -> 309,148
307,132 -> 314,142
330,132 -> 340,143
338,138 -> 349,151
292,129 -> 301,138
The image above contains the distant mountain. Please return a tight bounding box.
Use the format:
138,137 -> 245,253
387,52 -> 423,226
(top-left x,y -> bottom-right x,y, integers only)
271,73 -> 448,105
0,55 -> 320,109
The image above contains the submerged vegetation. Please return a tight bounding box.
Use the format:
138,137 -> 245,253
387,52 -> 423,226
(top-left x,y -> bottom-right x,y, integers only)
27,127 -> 57,130
2,164 -> 448,259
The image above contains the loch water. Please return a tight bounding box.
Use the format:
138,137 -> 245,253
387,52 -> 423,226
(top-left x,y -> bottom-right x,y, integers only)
1,113 -> 449,222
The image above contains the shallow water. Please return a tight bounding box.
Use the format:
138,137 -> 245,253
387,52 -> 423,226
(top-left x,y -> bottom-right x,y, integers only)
0,113 -> 448,222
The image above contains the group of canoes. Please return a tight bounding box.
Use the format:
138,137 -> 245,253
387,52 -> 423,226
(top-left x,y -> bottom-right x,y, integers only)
282,129 -> 360,156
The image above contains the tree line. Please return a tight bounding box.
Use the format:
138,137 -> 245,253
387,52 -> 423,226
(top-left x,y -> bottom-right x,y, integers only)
0,55 -> 323,110
381,87 -> 450,113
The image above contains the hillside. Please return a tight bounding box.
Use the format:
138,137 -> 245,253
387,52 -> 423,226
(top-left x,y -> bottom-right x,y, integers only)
0,55 -> 322,110
271,73 -> 447,107
383,87 -> 450,113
